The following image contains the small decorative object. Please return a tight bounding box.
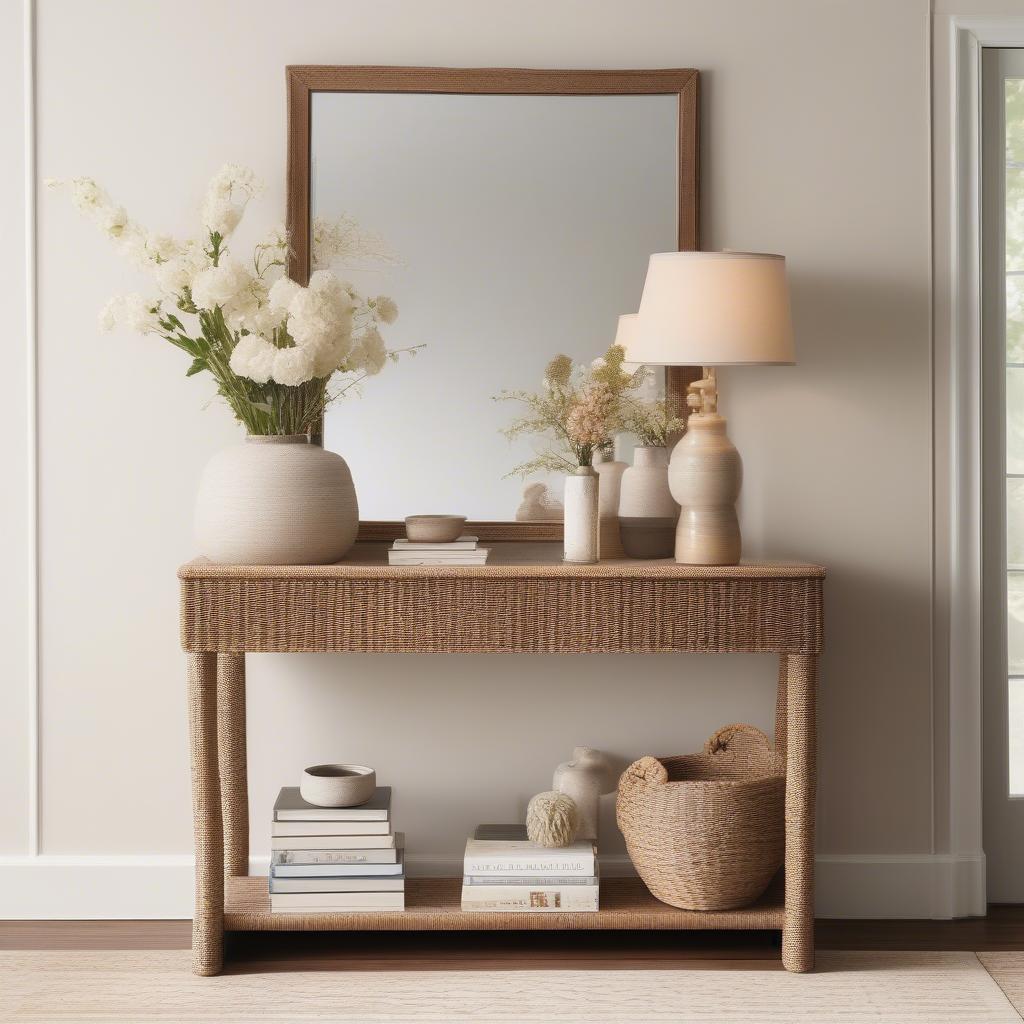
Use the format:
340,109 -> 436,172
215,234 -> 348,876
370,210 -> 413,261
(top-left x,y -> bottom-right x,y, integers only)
404,514 -> 467,543
553,747 -> 615,841
616,724 -> 784,911
51,167 -> 419,565
195,435 -> 358,565
515,482 -> 564,522
594,448 -> 627,559
526,791 -> 580,847
623,252 -> 795,564
299,763 -> 377,807
495,345 -> 644,564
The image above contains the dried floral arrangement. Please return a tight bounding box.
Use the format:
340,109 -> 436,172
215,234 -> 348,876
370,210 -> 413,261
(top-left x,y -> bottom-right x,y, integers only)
495,344 -> 646,476
48,165 -> 419,436
620,396 -> 687,448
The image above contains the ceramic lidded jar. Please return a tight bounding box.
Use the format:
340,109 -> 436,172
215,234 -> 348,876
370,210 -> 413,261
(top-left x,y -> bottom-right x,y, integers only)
619,446 -> 679,559
194,434 -> 359,565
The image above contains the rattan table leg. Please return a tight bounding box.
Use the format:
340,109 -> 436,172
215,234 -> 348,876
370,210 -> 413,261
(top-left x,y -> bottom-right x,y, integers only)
217,654 -> 248,878
188,652 -> 224,977
781,653 -> 817,973
775,654 -> 789,759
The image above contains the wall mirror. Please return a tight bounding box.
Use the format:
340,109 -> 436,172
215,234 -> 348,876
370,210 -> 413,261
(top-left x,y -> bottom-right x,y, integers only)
287,66 -> 699,537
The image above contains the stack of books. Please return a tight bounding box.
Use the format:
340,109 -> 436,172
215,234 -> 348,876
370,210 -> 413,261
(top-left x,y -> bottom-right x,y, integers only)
387,535 -> 489,566
460,824 -> 599,912
269,786 -> 405,913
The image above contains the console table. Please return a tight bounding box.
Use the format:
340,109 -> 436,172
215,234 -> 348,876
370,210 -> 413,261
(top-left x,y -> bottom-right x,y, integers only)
178,542 -> 824,976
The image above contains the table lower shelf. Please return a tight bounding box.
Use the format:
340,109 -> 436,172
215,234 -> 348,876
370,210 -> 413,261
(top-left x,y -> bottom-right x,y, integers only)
225,876 -> 785,932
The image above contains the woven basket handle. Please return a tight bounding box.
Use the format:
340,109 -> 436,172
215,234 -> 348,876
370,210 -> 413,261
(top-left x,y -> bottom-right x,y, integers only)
619,755 -> 669,791
704,724 -> 774,763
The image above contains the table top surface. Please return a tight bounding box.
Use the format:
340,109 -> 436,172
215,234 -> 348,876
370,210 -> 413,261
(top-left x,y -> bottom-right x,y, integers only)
179,542 -> 826,581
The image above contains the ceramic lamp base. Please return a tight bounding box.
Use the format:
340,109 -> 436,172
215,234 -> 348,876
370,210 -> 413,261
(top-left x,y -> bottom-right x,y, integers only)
668,413 -> 743,566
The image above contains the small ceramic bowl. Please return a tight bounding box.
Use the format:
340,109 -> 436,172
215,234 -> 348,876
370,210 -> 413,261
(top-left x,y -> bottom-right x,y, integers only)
300,764 -> 376,807
404,515 -> 466,543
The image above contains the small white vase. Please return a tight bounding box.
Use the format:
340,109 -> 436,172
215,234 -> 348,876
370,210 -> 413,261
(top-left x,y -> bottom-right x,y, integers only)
194,435 -> 359,565
563,467 -> 599,564
619,446 -> 679,559
594,449 -> 627,559
668,414 -> 743,565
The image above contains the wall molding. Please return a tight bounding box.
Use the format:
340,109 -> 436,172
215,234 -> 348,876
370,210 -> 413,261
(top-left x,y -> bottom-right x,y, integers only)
0,853 -> 985,921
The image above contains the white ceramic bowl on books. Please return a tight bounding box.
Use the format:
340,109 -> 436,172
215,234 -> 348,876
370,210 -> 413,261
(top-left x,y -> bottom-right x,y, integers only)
404,515 -> 466,543
300,764 -> 376,807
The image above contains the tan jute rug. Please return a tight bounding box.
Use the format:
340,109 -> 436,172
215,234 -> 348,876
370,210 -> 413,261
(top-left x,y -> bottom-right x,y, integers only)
2,950 -> 1021,1023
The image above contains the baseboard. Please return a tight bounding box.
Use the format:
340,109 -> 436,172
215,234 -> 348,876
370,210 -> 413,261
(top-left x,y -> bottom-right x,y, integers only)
0,852 -> 987,920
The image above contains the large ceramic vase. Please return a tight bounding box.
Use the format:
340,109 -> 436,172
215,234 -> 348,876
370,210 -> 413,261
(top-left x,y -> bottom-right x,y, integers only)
563,466 -> 599,564
194,435 -> 359,565
619,446 -> 679,559
594,449 -> 627,559
668,414 -> 742,565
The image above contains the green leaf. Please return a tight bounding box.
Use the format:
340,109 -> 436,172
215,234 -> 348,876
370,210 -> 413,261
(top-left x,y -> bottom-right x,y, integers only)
185,358 -> 207,377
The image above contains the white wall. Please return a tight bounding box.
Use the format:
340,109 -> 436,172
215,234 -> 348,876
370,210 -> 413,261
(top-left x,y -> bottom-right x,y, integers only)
1,0 -> 957,916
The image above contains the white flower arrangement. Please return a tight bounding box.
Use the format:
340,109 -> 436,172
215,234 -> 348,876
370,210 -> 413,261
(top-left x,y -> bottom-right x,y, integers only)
48,165 -> 417,436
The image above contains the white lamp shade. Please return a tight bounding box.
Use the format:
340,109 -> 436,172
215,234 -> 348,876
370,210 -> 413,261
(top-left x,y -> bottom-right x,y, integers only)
614,313 -> 638,351
627,252 -> 795,366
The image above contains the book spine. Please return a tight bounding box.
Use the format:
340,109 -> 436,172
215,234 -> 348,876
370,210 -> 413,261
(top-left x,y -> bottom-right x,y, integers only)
462,875 -> 598,886
273,850 -> 399,865
463,857 -> 595,876
460,885 -> 599,912
271,821 -> 391,836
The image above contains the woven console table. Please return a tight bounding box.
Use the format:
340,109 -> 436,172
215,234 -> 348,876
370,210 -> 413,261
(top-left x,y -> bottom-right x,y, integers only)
179,541 -> 824,976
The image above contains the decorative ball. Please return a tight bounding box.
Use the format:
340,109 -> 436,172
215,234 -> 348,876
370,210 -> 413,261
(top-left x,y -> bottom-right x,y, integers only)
526,791 -> 580,847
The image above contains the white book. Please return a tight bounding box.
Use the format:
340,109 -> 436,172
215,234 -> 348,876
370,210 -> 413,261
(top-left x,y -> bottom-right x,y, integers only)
270,875 -> 405,893
273,786 -> 391,821
463,838 -> 596,877
460,883 -> 599,912
392,536 -> 478,550
272,841 -> 402,868
272,833 -> 396,851
463,875 -> 597,886
273,860 -> 405,878
270,891 -> 405,911
272,820 -> 391,837
388,550 -> 489,565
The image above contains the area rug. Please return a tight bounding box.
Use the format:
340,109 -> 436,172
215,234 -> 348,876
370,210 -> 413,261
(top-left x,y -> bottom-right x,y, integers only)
3,950 -> 1020,1023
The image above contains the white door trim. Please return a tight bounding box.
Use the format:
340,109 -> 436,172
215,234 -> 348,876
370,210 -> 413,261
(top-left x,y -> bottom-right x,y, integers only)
941,16 -> 1024,915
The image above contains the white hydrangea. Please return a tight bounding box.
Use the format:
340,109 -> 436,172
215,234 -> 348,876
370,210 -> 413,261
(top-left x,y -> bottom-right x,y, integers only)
96,204 -> 129,239
144,233 -> 180,264
350,326 -> 388,376
200,164 -> 262,238
272,345 -> 315,386
268,276 -> 301,313
307,336 -> 349,378
229,333 -> 276,385
201,195 -> 243,237
98,293 -> 161,334
371,295 -> 398,325
190,258 -> 253,313
286,272 -> 355,353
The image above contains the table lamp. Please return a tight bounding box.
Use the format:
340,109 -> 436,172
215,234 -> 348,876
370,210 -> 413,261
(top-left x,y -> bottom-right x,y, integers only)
623,251 -> 794,565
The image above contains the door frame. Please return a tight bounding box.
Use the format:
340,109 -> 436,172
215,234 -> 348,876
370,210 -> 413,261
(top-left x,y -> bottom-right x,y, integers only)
940,17 -> 1024,914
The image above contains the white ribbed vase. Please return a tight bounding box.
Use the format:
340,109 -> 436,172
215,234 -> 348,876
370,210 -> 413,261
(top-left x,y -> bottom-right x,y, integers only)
194,435 -> 359,565
619,446 -> 679,559
563,467 -> 599,564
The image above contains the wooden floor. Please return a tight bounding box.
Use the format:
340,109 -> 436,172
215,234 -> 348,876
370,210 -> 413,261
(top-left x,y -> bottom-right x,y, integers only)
3,907 -> 1024,971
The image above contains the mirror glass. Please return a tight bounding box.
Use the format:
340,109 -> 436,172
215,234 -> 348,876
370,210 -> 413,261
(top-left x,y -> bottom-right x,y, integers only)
311,92 -> 679,521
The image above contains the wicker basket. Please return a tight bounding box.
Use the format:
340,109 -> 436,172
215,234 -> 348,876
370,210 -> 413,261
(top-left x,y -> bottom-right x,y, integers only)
616,724 -> 785,911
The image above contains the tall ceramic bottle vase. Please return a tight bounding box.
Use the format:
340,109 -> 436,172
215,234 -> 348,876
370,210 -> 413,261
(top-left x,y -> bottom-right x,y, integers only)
563,466 -> 599,564
593,449 -> 627,559
668,413 -> 742,565
618,446 -> 678,558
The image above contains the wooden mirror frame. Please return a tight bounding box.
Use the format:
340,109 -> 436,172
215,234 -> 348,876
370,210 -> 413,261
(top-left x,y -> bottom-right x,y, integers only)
286,66 -> 701,541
